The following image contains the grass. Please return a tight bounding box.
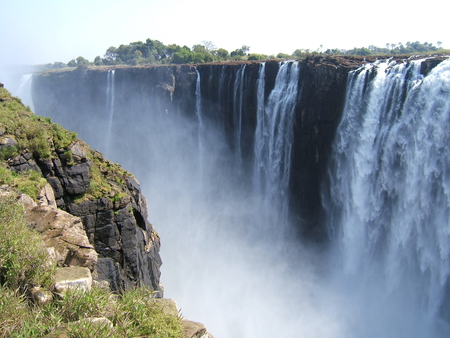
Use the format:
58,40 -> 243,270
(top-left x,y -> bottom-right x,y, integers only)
0,87 -> 76,160
0,87 -> 134,204
0,195 -> 55,291
0,164 -> 47,201
0,193 -> 183,338
0,285 -> 183,338
0,87 -> 181,337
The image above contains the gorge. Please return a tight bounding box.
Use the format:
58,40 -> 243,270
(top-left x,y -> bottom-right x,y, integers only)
29,55 -> 450,337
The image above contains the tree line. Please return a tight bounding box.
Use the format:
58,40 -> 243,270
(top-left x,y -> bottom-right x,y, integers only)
41,39 -> 446,70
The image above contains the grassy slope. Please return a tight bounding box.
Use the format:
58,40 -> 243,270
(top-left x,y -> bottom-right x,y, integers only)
0,88 -> 183,337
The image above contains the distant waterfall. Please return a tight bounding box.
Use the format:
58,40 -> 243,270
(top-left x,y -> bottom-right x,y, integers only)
17,73 -> 34,110
326,58 -> 450,323
195,70 -> 204,173
254,61 -> 300,224
105,69 -> 115,157
233,65 -> 246,171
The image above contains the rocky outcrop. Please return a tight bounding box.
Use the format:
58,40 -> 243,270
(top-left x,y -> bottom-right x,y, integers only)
6,137 -> 162,293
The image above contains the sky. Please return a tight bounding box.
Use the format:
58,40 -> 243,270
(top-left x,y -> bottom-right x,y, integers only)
0,0 -> 447,68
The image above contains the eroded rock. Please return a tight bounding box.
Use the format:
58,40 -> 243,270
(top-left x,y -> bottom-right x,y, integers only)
25,203 -> 97,270
54,266 -> 93,293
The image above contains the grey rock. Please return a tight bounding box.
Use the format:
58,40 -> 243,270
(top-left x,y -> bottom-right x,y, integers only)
53,266 -> 93,293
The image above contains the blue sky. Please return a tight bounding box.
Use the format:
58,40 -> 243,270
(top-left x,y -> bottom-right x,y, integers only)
0,0 -> 447,66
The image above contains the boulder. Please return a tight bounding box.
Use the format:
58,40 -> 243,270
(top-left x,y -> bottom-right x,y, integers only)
53,266 -> 93,293
29,286 -> 53,306
182,319 -> 215,338
25,204 -> 97,270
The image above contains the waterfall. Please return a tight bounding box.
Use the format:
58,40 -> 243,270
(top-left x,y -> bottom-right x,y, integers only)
254,61 -> 300,224
325,57 -> 450,335
195,70 -> 204,174
17,73 -> 34,110
253,62 -> 266,197
233,64 -> 246,171
105,69 -> 115,157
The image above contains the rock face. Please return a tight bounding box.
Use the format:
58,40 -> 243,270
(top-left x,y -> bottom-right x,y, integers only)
8,139 -> 162,293
30,58 -> 361,239
30,56 -> 446,240
25,201 -> 98,270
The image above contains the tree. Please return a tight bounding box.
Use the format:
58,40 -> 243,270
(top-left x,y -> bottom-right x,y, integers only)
172,47 -> 194,64
166,44 -> 181,57
277,53 -> 291,59
76,56 -> 89,66
248,53 -> 266,61
94,56 -> 103,66
67,59 -> 76,67
201,40 -> 216,51
192,44 -> 208,54
215,48 -> 229,60
104,46 -> 118,64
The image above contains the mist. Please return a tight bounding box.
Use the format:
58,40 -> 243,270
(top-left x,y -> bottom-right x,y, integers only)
20,58 -> 450,337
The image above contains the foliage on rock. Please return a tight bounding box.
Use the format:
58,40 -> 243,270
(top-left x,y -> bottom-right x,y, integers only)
0,87 -> 77,160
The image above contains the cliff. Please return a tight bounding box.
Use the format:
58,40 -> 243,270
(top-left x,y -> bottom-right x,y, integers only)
31,57 -> 361,238
0,86 -> 162,292
31,55 -> 446,240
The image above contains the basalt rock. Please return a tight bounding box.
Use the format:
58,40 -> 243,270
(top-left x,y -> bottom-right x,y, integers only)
9,139 -> 162,293
35,56 -> 444,240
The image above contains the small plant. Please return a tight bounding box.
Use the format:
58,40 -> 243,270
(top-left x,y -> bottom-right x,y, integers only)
63,150 -> 74,165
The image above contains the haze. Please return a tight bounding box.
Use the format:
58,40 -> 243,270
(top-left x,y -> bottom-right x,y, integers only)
0,0 -> 447,68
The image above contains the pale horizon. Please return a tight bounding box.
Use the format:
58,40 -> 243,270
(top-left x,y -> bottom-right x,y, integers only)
0,0 -> 447,67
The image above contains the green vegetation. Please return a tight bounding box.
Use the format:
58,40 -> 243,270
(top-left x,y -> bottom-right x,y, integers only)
0,87 -> 77,160
0,195 -> 55,291
0,212 -> 182,337
38,39 -> 447,69
78,150 -> 132,203
0,88 -> 183,337
0,165 -> 47,200
0,87 -> 131,204
1,269 -> 183,337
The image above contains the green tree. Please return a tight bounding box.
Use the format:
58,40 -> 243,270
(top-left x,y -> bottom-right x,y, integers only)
94,56 -> 103,66
215,48 -> 229,59
166,44 -> 181,57
104,46 -> 118,64
172,46 -> 194,64
248,53 -> 266,60
276,53 -> 291,59
76,56 -> 89,66
67,59 -> 76,67
192,44 -> 208,54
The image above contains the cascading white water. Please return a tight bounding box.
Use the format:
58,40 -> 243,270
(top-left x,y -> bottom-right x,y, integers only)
29,57 -> 450,338
195,70 -> 204,170
233,64 -> 246,171
105,69 -> 115,158
16,73 -> 34,110
325,57 -> 450,337
253,62 -> 266,197
253,61 -> 300,225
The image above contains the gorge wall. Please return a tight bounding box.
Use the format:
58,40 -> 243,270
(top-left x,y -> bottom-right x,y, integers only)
31,56 -> 365,239
28,55 -> 450,337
